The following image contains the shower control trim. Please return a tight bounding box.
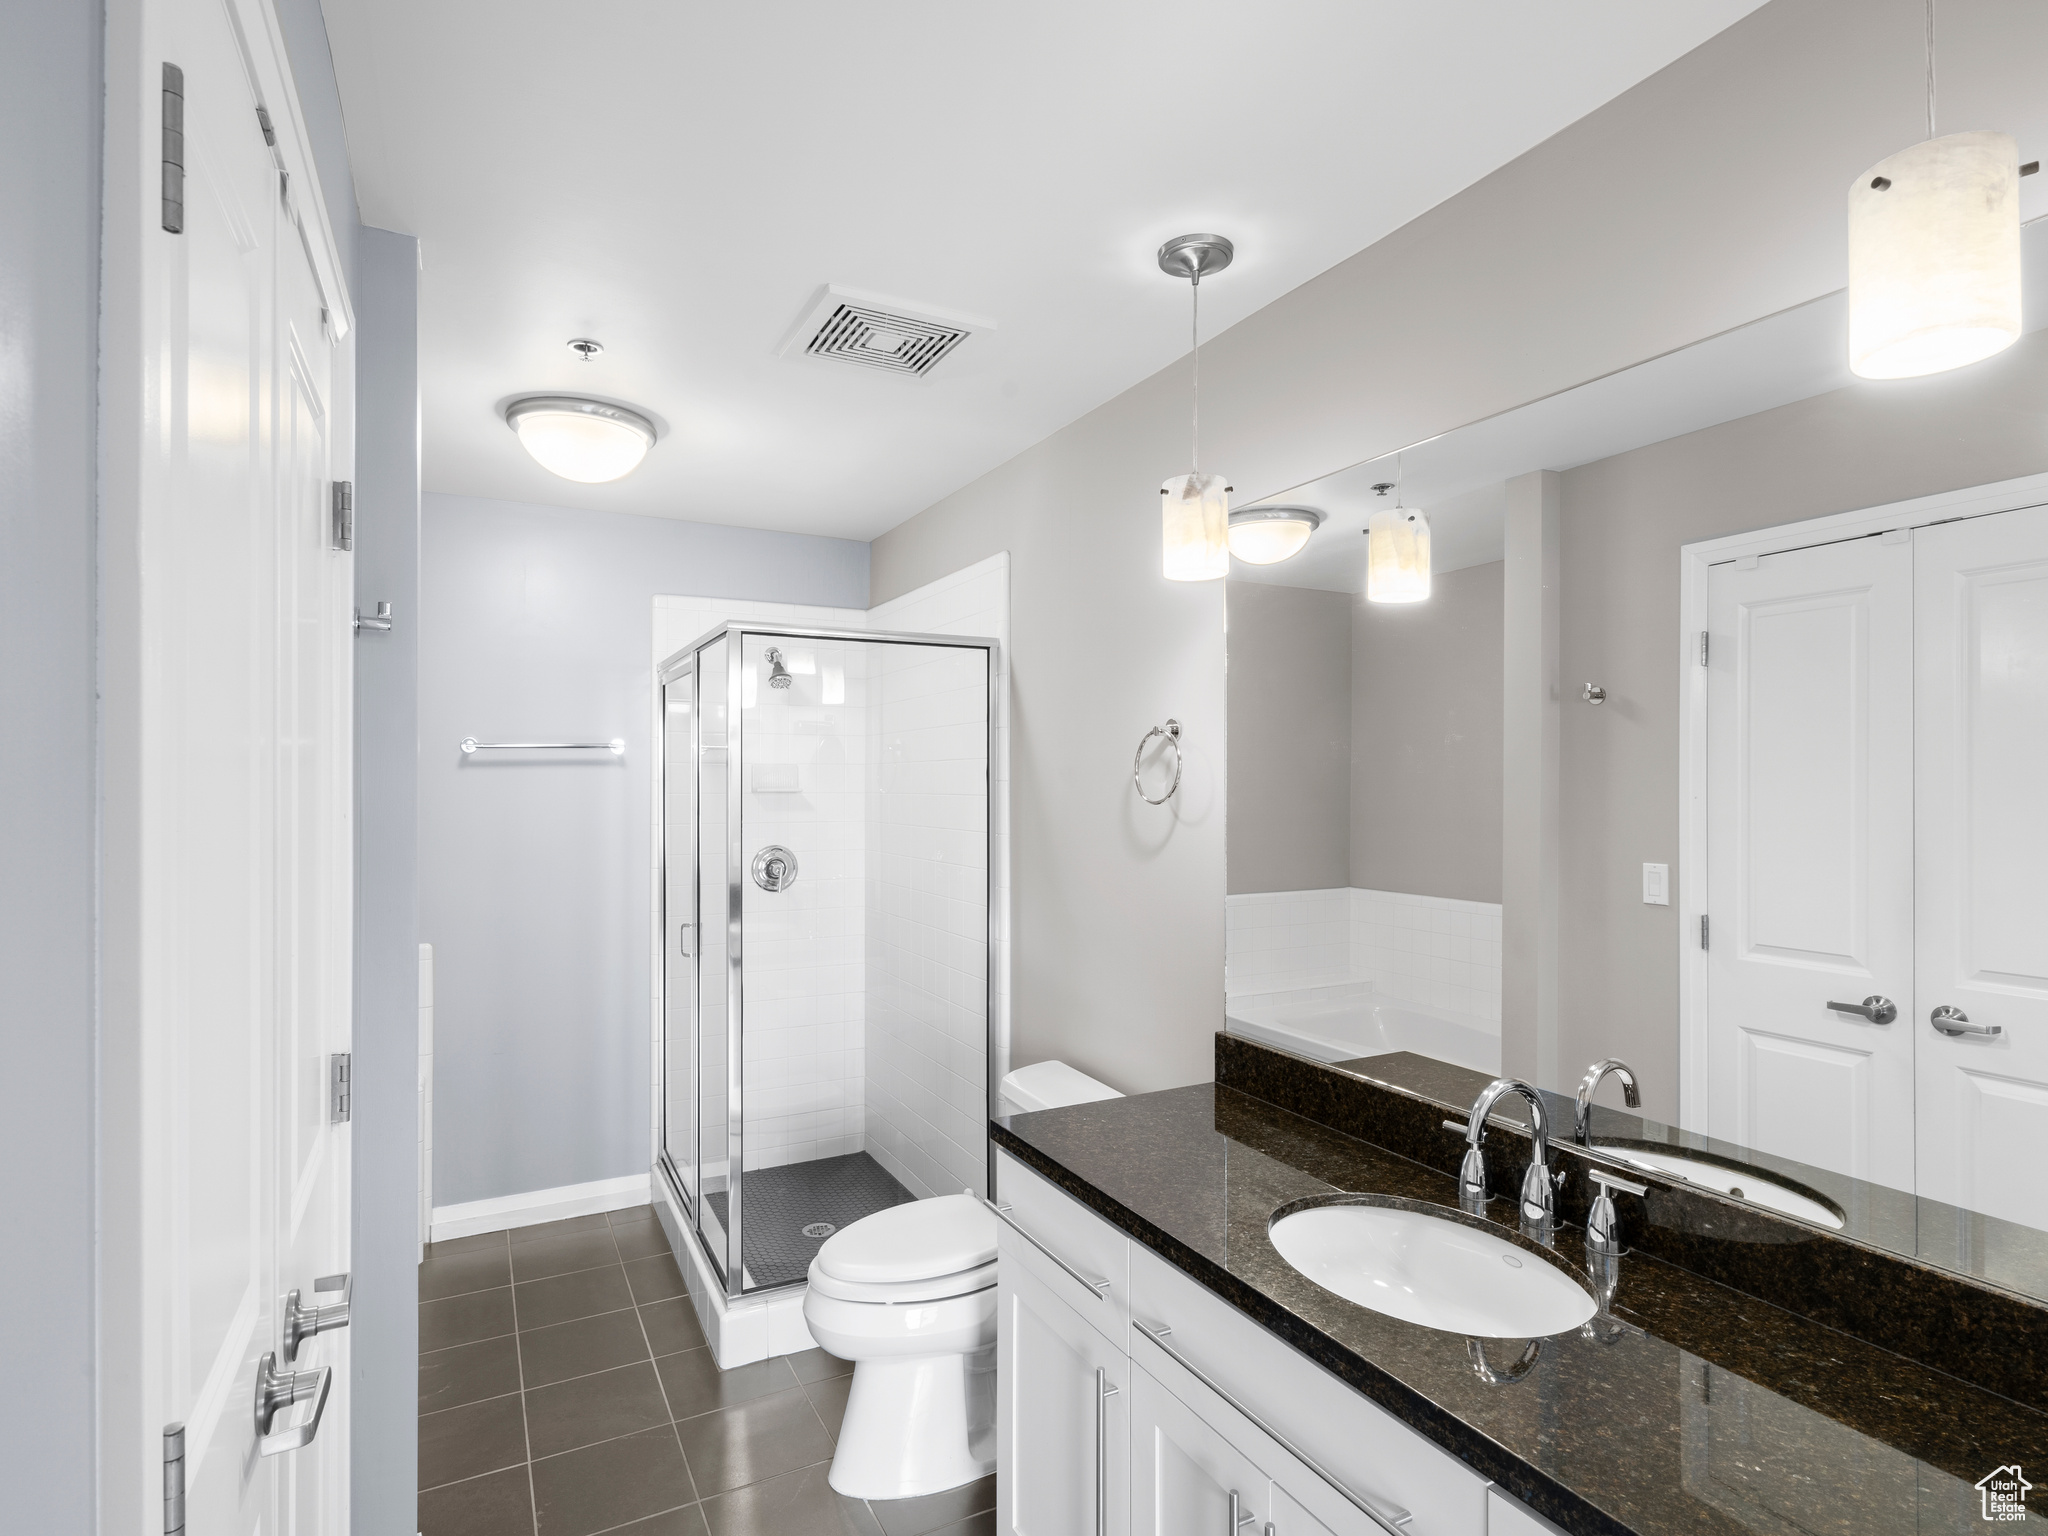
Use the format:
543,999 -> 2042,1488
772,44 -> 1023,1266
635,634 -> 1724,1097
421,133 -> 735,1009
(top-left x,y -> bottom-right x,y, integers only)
752,845 -> 799,892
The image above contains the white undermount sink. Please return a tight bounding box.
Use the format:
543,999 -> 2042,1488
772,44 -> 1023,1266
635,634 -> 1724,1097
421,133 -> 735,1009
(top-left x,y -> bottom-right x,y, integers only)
1597,1146 -> 1846,1230
1269,1199 -> 1598,1339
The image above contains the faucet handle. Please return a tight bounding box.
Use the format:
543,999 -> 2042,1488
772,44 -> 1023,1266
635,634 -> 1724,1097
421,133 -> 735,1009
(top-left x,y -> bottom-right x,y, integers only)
1588,1169 -> 1648,1199
1442,1119 -> 1470,1137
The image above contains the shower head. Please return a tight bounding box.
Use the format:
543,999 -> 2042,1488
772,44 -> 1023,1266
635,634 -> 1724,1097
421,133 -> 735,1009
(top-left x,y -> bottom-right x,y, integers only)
764,647 -> 793,690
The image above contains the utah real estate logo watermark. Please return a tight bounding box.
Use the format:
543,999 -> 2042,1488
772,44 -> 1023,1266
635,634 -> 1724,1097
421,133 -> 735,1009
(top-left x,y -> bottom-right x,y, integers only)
1978,1465 -> 2031,1523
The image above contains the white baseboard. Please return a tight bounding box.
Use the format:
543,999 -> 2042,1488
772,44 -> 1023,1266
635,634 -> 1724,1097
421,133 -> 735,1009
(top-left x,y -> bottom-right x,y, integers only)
430,1172 -> 652,1243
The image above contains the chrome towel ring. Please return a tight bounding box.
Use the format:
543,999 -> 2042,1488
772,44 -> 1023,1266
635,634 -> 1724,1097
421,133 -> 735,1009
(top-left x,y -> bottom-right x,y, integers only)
1132,719 -> 1183,805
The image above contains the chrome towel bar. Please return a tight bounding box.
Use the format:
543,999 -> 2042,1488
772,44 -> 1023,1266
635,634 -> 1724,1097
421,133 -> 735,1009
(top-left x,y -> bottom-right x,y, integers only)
460,737 -> 624,755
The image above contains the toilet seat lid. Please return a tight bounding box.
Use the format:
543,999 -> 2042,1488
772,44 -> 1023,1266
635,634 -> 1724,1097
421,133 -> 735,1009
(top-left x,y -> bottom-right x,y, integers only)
813,1193 -> 996,1286
806,1256 -> 996,1305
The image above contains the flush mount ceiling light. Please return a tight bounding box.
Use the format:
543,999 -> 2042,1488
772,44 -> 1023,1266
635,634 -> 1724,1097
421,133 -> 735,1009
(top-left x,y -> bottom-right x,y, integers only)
505,396 -> 656,483
1228,504 -> 1325,565
1848,0 -> 2025,379
1365,472 -> 1430,604
1157,234 -> 1235,582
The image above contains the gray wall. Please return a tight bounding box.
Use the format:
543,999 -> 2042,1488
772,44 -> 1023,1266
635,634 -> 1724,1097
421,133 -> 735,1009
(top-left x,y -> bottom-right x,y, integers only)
871,0 -> 2048,1094
420,496 -> 868,1205
1227,584 -> 1352,895
1556,326 -> 2048,1123
1351,562 -> 1504,904
352,226 -> 421,1532
0,1 -> 101,1525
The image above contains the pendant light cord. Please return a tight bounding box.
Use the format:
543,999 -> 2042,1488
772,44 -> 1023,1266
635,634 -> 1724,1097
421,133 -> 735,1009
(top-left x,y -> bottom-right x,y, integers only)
1190,277 -> 1201,473
1926,0 -> 1936,140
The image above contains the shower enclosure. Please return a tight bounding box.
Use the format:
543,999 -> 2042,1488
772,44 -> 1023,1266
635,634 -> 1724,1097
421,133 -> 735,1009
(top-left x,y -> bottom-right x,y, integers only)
656,623 -> 997,1299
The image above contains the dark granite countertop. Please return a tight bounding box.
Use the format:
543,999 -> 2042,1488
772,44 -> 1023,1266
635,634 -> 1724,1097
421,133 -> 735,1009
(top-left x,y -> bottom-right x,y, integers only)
992,1081 -> 2048,1536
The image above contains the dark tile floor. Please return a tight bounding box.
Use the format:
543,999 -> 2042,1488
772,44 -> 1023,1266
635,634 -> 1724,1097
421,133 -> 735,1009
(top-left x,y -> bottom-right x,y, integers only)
418,1205 -> 995,1536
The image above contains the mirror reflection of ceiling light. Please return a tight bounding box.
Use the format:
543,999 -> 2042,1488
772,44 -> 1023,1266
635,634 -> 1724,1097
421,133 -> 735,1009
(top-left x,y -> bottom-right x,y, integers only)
1365,474 -> 1430,604
1227,505 -> 1325,564
1848,1 -> 2023,379
505,396 -> 657,483
1157,234 -> 1235,581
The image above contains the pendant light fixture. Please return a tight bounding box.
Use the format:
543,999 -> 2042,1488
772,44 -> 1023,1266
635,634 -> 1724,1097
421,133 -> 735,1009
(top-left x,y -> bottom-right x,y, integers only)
1365,466 -> 1430,604
1228,504 -> 1325,564
1157,234 -> 1234,581
1848,0 -> 2022,379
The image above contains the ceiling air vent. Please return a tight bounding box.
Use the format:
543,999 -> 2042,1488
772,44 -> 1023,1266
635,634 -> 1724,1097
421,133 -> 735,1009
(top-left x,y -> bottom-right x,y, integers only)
776,285 -> 993,380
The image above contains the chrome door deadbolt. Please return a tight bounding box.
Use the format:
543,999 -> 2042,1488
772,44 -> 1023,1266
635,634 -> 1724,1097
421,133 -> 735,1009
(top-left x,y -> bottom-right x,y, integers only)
751,845 -> 798,892
283,1272 -> 351,1362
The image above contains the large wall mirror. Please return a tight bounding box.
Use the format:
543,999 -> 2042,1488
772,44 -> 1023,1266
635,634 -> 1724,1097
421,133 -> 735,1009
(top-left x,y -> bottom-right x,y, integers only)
1225,222 -> 2048,1302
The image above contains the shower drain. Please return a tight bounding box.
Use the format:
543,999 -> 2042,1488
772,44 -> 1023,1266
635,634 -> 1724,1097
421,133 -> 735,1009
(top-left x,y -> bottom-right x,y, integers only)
801,1222 -> 836,1239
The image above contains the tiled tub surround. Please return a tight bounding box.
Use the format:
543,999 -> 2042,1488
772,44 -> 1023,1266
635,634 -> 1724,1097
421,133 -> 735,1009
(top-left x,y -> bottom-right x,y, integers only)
991,1074 -> 2048,1536
1225,887 -> 1502,1024
1216,1034 -> 2048,1405
417,1203 -> 996,1536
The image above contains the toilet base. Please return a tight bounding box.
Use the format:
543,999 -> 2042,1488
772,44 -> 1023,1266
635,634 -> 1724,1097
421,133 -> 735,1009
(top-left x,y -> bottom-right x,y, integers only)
826,1345 -> 996,1500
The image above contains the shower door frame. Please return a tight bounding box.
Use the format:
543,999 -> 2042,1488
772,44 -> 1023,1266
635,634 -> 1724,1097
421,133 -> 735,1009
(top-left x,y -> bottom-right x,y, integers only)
656,621 -> 1001,1302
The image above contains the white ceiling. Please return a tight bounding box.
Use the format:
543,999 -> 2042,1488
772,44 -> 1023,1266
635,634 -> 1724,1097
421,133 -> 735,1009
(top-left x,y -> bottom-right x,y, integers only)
322,0 -> 1770,540
1231,216 -> 2048,595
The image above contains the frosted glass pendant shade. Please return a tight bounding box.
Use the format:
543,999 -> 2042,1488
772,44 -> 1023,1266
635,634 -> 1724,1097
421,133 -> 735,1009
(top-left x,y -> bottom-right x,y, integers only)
1162,471 -> 1230,581
1849,130 -> 2021,380
1366,507 -> 1431,603
507,396 -> 656,482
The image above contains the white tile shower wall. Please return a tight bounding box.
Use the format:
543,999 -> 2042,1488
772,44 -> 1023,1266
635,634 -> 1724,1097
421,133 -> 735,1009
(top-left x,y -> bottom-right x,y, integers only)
1223,887 -> 1503,1025
865,554 -> 1009,1202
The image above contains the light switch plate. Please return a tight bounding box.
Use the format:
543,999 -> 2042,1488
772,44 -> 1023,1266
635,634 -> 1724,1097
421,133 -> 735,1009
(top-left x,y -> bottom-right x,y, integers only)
1642,863 -> 1670,906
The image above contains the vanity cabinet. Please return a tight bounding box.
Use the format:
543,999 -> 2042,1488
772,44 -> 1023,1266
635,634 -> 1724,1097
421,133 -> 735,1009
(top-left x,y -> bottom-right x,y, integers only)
996,1254 -> 1130,1536
993,1147 -> 1510,1536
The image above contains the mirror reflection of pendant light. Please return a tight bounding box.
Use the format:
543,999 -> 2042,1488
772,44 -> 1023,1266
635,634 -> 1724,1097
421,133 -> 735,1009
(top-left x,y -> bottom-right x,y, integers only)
1157,234 -> 1234,581
1365,468 -> 1430,604
1848,0 -> 2022,379
1228,504 -> 1326,564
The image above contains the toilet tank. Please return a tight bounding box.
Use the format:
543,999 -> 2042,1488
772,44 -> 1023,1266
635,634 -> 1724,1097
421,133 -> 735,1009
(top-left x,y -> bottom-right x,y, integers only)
997,1060 -> 1123,1116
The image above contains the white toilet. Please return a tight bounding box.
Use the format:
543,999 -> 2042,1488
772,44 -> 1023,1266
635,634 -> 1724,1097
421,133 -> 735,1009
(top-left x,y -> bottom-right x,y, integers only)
802,1061 -> 1122,1499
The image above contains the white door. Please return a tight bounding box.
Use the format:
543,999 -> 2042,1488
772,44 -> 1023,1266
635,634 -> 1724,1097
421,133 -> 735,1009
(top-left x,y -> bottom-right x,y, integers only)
1703,537 -> 1917,1190
114,0 -> 355,1526
998,1261 -> 1130,1536
1128,1363 -> 1268,1536
1913,505 -> 2048,1230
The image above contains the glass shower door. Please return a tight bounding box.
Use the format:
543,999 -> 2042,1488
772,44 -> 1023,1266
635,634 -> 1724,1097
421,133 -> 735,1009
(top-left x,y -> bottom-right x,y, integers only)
658,662 -> 697,1214
694,634 -> 736,1288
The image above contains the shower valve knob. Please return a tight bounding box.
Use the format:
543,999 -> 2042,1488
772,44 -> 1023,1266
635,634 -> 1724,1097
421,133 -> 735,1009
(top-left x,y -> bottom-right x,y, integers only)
751,845 -> 799,892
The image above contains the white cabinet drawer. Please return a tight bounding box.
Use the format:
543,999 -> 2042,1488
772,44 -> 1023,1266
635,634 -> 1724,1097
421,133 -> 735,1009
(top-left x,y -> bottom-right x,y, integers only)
993,1148 -> 1130,1346
1129,1241 -> 1486,1536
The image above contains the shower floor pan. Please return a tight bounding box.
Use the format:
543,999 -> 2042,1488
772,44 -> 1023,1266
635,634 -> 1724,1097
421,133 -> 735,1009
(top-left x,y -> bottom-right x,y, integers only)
703,1150 -> 915,1290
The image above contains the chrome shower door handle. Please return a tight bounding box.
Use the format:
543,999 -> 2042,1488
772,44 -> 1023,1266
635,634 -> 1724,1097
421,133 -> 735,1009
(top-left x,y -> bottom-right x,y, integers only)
1931,1005 -> 2002,1039
1826,996 -> 1897,1025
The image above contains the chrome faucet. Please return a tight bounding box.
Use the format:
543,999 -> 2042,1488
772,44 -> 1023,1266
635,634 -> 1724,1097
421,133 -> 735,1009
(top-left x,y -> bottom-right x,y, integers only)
1452,1079 -> 1559,1236
1573,1058 -> 1640,1145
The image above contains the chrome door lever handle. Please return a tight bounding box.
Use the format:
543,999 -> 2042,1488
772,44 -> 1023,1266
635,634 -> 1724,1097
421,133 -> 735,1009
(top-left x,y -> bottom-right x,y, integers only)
1826,996 -> 1897,1025
283,1272 -> 351,1362
255,1351 -> 331,1454
1931,1005 -> 2002,1039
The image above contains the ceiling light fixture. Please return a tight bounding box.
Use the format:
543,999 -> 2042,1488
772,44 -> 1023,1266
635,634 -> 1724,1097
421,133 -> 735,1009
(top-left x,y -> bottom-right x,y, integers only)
505,396 -> 656,483
1848,0 -> 2023,379
1365,467 -> 1430,604
1228,504 -> 1325,565
1157,233 -> 1234,582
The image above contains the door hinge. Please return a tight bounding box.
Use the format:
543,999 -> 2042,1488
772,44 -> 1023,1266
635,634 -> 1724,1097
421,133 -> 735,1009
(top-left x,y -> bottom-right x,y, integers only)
161,64 -> 185,233
331,481 -> 353,552
255,104 -> 276,146
1699,914 -> 1710,950
329,1053 -> 351,1124
1699,630 -> 1709,666
163,1423 -> 186,1536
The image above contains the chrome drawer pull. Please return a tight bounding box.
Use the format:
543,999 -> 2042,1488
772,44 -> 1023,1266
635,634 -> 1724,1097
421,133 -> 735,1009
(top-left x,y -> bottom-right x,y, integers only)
983,1198 -> 1112,1300
1097,1366 -> 1119,1536
1135,1318 -> 1412,1536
